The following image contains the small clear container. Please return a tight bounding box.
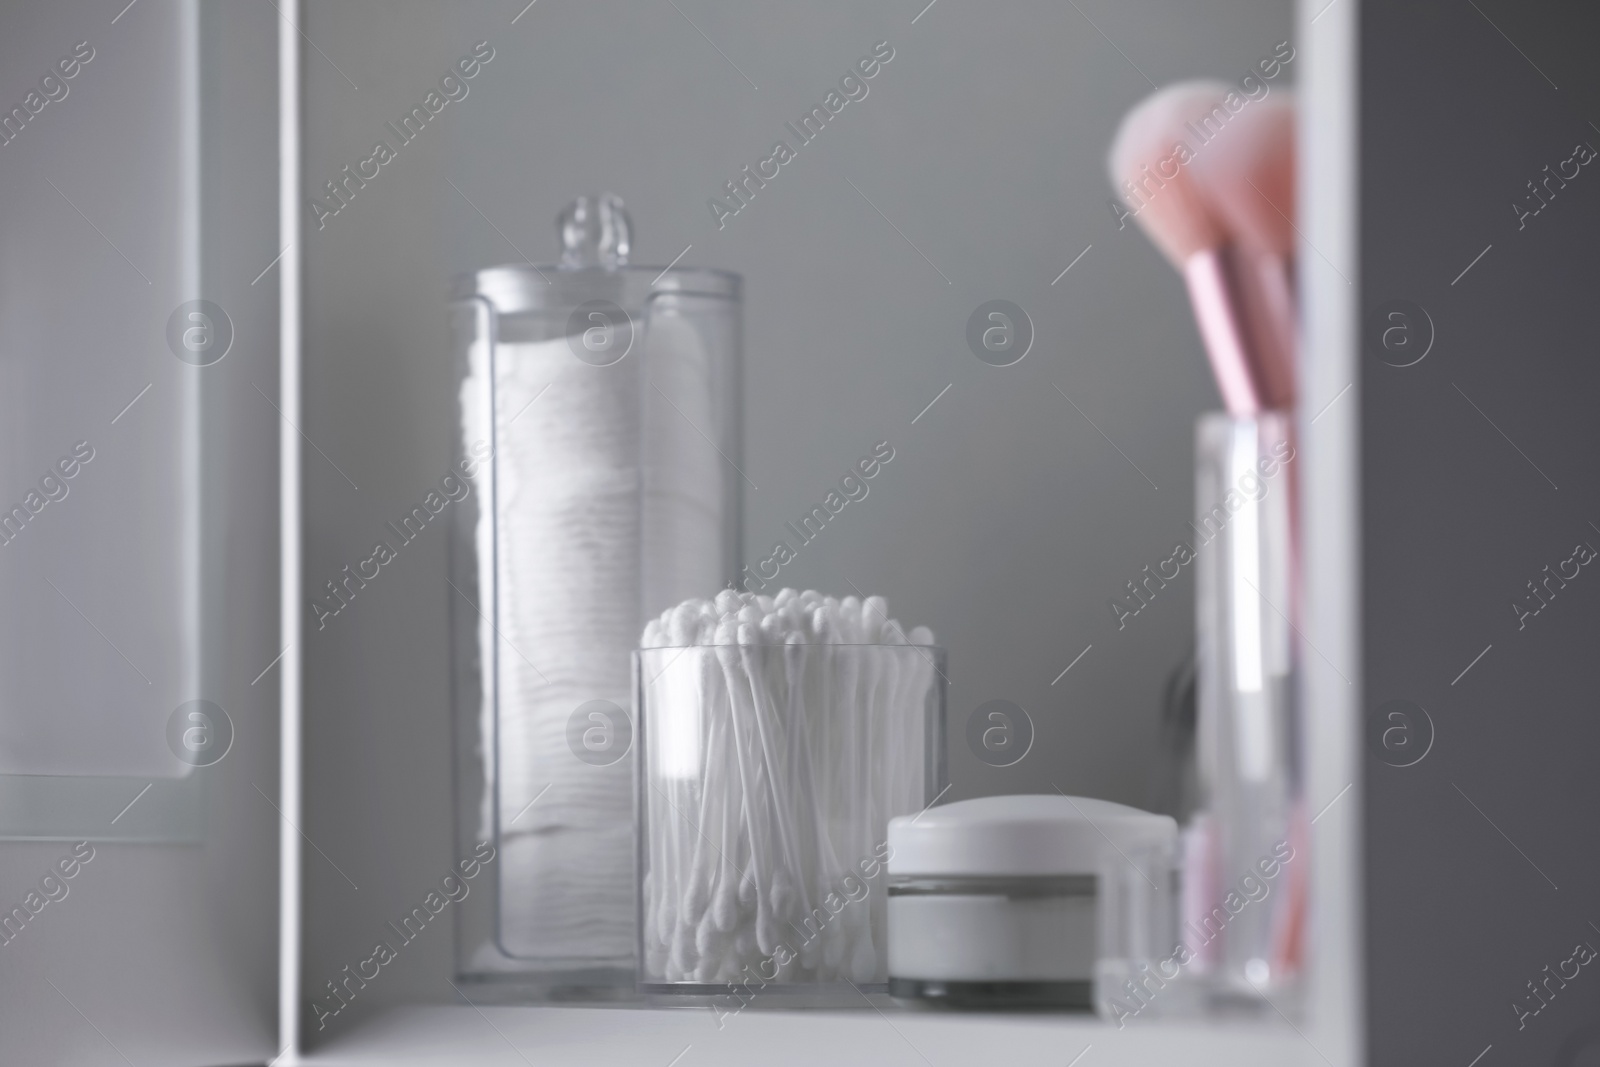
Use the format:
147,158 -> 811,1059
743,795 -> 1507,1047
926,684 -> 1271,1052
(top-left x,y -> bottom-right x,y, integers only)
635,643 -> 947,992
1191,411 -> 1302,1008
882,795 -> 1177,1014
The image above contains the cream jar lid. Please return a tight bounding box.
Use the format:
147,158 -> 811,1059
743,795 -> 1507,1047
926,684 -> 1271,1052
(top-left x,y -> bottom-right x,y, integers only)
887,794 -> 1176,878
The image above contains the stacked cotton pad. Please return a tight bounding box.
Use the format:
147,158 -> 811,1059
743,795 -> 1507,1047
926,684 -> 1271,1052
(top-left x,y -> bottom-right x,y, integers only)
639,589 -> 938,985
460,310 -> 723,966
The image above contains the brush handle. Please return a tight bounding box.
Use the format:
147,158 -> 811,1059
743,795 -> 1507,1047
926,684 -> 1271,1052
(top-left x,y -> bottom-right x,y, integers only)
1183,245 -> 1295,415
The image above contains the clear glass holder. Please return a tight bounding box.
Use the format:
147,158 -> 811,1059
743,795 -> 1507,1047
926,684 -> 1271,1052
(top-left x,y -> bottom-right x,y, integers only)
635,643 -> 947,993
1190,412 -> 1303,1012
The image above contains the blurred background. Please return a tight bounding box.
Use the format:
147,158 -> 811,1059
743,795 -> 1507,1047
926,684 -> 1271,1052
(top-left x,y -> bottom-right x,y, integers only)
0,0 -> 1298,1054
9,1 -> 1599,1065
297,0 -> 1290,1013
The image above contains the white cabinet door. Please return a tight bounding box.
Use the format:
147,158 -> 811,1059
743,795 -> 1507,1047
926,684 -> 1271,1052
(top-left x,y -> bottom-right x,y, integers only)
0,2 -> 280,1063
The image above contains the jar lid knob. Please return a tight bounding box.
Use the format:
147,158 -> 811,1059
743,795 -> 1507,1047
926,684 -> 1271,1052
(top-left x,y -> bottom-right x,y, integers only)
558,193 -> 631,270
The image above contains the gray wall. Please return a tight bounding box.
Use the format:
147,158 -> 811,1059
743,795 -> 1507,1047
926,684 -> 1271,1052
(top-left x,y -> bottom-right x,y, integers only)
298,0 -> 1292,1032
1360,1 -> 1600,1063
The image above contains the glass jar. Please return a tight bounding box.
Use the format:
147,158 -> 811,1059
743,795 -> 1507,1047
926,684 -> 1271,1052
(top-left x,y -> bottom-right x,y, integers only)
883,795 -> 1177,1014
1191,411 -> 1303,1008
636,642 -> 947,992
449,194 -> 741,993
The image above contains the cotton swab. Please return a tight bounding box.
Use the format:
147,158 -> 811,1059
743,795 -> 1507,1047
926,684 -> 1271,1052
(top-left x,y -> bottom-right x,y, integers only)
713,629 -> 784,956
739,622 -> 805,925
640,590 -> 938,984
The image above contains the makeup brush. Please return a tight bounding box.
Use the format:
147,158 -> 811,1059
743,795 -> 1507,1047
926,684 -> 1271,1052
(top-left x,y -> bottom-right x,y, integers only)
1108,81 -> 1295,413
1189,94 -> 1295,258
1188,88 -> 1305,615
1114,87 -> 1306,984
1189,93 -> 1297,404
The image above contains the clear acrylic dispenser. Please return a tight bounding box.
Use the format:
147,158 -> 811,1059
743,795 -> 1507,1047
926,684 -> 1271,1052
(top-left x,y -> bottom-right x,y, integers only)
449,194 -> 742,995
637,643 -> 949,994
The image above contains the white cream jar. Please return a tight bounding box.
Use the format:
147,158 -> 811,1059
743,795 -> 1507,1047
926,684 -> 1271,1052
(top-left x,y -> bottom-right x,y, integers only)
886,795 -> 1176,1009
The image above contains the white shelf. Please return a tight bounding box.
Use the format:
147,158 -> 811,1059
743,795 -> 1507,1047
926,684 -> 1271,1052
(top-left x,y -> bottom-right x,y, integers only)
300,1005 -> 1308,1066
